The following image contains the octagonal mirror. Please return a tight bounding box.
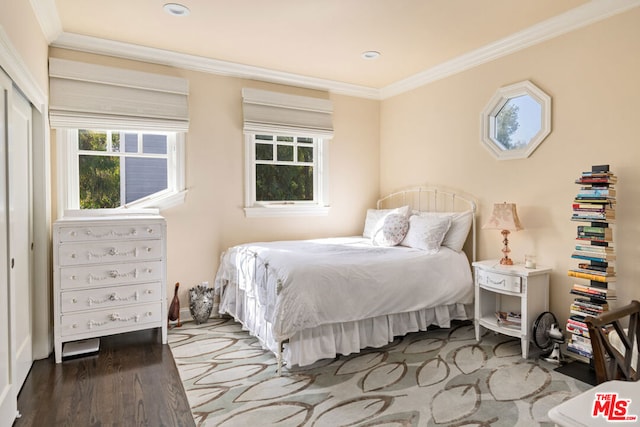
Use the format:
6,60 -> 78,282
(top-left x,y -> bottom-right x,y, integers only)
481,80 -> 551,160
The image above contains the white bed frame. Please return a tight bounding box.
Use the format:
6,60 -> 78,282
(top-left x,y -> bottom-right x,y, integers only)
266,186 -> 478,374
376,186 -> 477,262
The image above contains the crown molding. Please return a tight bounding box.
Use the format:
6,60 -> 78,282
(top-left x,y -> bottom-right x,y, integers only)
28,0 -> 62,43
380,0 -> 640,99
46,0 -> 640,100
51,33 -> 381,100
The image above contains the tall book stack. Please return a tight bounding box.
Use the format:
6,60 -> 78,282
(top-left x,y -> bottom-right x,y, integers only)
566,164 -> 617,361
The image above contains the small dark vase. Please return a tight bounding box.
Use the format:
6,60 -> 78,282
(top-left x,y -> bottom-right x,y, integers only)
168,282 -> 181,327
189,283 -> 214,324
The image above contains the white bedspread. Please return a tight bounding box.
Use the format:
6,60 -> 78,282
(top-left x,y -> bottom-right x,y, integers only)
215,237 -> 473,343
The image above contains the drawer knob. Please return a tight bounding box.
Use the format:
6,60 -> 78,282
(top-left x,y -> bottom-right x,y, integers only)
146,228 -> 153,234
109,248 -> 117,256
70,231 -> 77,237
145,289 -> 152,295
71,324 -> 78,329
71,298 -> 77,304
70,253 -> 76,259
71,275 -> 77,280
109,270 -> 119,278
145,247 -> 152,253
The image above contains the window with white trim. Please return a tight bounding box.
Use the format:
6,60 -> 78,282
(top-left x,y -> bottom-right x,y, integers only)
58,128 -> 186,211
242,88 -> 333,217
49,58 -> 190,214
245,133 -> 329,215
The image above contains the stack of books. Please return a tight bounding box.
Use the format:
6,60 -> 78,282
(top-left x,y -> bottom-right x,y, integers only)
495,311 -> 521,330
566,165 -> 617,361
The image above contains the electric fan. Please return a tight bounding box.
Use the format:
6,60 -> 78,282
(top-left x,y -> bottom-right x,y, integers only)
532,311 -> 565,364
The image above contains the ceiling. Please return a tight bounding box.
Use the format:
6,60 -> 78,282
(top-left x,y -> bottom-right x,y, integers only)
35,0 -> 639,98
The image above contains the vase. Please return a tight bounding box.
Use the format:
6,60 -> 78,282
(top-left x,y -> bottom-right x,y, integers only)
189,282 -> 214,324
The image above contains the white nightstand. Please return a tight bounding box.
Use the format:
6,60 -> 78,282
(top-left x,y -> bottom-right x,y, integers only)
473,260 -> 551,358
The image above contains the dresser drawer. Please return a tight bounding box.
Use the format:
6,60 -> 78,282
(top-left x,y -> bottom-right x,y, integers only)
58,239 -> 163,266
56,222 -> 163,243
59,260 -> 163,290
59,302 -> 162,337
60,282 -> 162,313
476,269 -> 522,293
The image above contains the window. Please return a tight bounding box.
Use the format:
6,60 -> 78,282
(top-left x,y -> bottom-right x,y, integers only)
245,132 -> 329,217
242,88 -> 333,217
58,129 -> 186,212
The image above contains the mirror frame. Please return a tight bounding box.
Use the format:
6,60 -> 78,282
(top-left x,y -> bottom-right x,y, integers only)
480,80 -> 551,160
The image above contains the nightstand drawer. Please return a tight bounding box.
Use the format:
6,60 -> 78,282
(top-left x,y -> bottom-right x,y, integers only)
477,269 -> 522,293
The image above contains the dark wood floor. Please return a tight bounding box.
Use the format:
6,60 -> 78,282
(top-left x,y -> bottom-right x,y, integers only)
15,329 -> 194,427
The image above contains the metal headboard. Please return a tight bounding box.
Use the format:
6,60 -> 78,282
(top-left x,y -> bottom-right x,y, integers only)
376,186 -> 477,262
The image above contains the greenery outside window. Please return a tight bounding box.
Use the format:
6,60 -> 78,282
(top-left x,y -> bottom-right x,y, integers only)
245,133 -> 329,217
58,129 -> 186,213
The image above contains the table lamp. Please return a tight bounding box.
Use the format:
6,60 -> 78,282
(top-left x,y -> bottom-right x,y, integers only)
483,202 -> 523,265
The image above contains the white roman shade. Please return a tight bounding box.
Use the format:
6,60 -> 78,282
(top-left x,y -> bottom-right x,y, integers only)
242,88 -> 333,137
49,58 -> 189,132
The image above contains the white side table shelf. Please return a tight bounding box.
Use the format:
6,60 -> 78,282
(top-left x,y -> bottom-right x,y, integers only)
473,260 -> 551,358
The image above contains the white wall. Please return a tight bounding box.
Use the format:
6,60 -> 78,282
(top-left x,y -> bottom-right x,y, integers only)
380,8 -> 640,326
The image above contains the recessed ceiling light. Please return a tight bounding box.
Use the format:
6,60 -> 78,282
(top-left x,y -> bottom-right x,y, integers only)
164,3 -> 190,17
361,51 -> 381,60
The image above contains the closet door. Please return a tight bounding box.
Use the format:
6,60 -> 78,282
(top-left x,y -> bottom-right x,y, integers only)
0,70 -> 17,427
9,88 -> 32,388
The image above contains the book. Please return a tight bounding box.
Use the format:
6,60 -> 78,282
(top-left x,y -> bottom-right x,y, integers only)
575,237 -> 613,245
566,323 -> 590,338
576,188 -> 616,197
572,248 -> 616,258
572,207 -> 614,216
566,344 -> 592,359
577,262 -> 614,273
568,270 -> 616,282
495,311 -> 521,325
577,225 -> 610,234
575,177 -> 617,185
571,253 -> 615,263
567,316 -> 588,329
573,297 -> 608,310
570,267 -> 614,277
576,228 -> 613,240
575,244 -> 614,252
591,164 -> 610,173
572,283 -> 614,294
574,198 -> 615,204
572,334 -> 592,347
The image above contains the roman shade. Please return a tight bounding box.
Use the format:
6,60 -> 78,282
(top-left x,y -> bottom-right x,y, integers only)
49,58 -> 189,132
242,88 -> 333,137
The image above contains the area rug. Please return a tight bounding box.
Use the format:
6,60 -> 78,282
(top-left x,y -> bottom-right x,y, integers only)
168,318 -> 591,426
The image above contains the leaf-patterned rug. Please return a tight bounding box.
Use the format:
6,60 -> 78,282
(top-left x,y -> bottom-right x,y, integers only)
168,317 -> 590,426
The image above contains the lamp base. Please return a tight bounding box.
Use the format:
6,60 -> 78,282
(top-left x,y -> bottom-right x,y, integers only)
499,256 -> 514,265
500,229 -> 513,265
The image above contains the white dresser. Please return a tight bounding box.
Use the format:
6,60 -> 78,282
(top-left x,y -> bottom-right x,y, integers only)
53,214 -> 167,363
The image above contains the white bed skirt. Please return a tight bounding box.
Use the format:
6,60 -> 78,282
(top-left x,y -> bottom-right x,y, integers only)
218,282 -> 473,368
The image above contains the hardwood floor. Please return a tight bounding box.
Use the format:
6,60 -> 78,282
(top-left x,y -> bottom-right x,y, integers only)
15,329 -> 194,427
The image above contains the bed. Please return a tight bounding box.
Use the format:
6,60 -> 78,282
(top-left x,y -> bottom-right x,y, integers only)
213,186 -> 477,373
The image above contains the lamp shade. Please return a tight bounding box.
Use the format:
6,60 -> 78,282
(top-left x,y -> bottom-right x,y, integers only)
482,203 -> 523,231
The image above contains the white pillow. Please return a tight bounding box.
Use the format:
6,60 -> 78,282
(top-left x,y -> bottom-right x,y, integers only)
372,214 -> 409,246
362,205 -> 409,238
414,210 -> 473,252
401,215 -> 452,253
